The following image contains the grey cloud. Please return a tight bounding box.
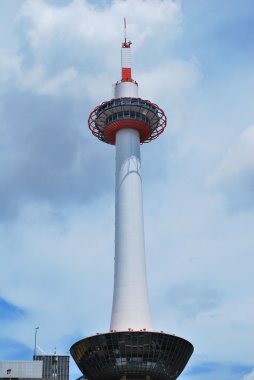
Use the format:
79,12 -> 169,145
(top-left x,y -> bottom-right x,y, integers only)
0,90 -> 114,220
0,0 -> 184,222
166,283 -> 223,318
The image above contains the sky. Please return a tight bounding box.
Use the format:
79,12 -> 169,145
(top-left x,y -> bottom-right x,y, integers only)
0,0 -> 253,379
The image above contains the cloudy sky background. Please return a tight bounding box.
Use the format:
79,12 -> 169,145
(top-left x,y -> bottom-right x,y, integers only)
0,0 -> 253,379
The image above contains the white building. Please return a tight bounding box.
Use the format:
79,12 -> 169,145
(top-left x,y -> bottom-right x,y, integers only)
0,361 -> 42,379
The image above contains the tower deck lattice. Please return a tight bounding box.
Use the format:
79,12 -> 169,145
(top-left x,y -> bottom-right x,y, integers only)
88,98 -> 166,145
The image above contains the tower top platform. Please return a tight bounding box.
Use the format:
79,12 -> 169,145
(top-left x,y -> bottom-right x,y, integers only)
88,32 -> 167,145
88,97 -> 166,145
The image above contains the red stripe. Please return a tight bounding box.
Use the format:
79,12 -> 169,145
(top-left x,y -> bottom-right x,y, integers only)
104,120 -> 151,144
122,68 -> 132,82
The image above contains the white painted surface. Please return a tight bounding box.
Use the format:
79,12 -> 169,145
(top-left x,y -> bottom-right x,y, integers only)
121,47 -> 131,68
114,81 -> 138,98
110,128 -> 152,331
0,360 -> 43,378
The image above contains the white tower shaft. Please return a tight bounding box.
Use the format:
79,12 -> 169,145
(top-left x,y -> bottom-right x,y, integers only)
110,128 -> 152,331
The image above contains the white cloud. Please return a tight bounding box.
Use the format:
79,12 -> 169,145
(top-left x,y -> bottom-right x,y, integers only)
243,369 -> 254,380
0,49 -> 79,96
0,199 -> 114,349
0,49 -> 22,84
206,125 -> 254,208
17,0 -> 182,68
26,67 -> 78,95
0,0 -> 189,100
0,1 -> 253,379
139,58 -> 200,105
208,125 -> 254,187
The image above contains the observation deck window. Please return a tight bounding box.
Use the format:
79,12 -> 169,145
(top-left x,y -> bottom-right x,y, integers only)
105,111 -> 150,127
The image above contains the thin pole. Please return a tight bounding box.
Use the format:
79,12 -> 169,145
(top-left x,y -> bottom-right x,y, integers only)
124,17 -> 127,43
34,327 -> 39,357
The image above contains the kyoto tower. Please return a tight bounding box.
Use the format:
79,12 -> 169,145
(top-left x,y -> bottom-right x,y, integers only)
70,22 -> 193,380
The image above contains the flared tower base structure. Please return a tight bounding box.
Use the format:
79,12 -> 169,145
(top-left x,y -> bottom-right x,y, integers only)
70,28 -> 193,380
70,331 -> 193,380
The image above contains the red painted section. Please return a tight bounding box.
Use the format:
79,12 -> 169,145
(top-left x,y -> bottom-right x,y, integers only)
104,120 -> 151,144
122,68 -> 132,82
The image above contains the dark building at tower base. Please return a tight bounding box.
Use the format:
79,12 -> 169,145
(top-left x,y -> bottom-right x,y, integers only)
71,332 -> 193,380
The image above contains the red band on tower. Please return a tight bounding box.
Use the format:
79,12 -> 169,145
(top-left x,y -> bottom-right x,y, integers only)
121,68 -> 132,82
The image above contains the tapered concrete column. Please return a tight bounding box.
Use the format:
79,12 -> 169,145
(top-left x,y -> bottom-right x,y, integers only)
110,128 -> 152,331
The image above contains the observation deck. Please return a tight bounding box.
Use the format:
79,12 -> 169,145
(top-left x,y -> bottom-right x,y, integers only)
88,98 -> 167,145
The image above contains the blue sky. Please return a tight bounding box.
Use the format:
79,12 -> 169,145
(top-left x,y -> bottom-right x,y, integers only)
0,0 -> 253,379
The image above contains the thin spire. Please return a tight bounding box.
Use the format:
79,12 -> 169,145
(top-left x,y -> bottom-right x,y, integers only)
122,18 -> 131,48
124,17 -> 126,43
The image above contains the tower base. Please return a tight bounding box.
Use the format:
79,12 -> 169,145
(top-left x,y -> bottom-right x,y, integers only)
70,331 -> 193,380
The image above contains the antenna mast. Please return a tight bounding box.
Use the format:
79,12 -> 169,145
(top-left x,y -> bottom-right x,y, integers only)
124,17 -> 127,43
